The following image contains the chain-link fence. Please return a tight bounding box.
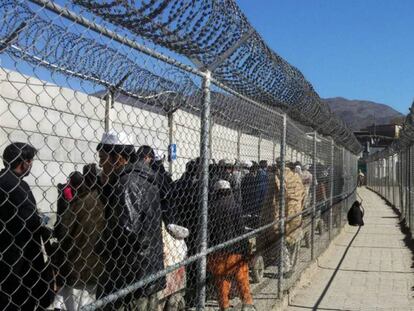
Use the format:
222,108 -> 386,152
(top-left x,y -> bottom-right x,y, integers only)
366,105 -> 414,236
367,146 -> 411,232
0,1 -> 359,310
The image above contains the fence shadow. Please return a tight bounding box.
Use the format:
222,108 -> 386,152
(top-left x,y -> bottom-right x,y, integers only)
367,187 -> 414,294
389,206 -> 414,271
298,226 -> 361,311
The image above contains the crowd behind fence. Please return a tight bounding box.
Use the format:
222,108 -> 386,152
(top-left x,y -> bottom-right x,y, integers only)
0,1 -> 359,310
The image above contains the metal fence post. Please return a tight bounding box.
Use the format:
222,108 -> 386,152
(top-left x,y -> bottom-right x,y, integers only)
403,151 -> 406,218
386,157 -> 390,201
406,151 -> 409,225
390,156 -> 392,200
374,161 -> 376,190
197,70 -> 211,310
367,162 -> 372,186
387,156 -> 389,202
168,111 -> 174,174
311,131 -> 317,260
209,119 -> 214,160
409,148 -> 412,229
368,161 -> 370,188
411,146 -> 413,228
405,150 -> 408,218
384,158 -> 386,196
391,155 -> 394,204
392,154 -> 397,207
104,91 -> 112,132
278,114 -> 287,298
378,159 -> 382,194
371,161 -> 373,190
340,146 -> 345,228
370,161 -> 372,188
399,152 -> 402,211
329,138 -> 334,241
378,160 -> 381,193
381,159 -> 384,194
258,133 -> 262,162
237,127 -> 242,161
384,158 -> 387,197
379,160 -> 382,194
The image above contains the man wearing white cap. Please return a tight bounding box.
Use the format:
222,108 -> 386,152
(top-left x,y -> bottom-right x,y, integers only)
208,179 -> 255,311
96,130 -> 165,310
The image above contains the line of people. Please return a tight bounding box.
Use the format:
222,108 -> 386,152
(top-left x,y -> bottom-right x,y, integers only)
0,129 -> 337,311
0,131 -> 175,310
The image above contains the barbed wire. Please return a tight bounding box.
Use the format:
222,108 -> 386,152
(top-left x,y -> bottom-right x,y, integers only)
0,0 -> 199,111
0,0 -> 310,145
0,2 -> 360,309
72,0 -> 362,154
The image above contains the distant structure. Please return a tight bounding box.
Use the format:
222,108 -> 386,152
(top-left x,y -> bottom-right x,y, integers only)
354,123 -> 402,176
355,123 -> 402,159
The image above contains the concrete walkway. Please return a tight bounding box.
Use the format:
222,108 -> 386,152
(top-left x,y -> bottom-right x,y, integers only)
285,187 -> 414,311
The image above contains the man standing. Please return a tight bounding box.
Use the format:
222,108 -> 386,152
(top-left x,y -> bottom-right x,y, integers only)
295,162 -> 313,208
171,158 -> 201,308
277,162 -> 305,278
0,142 -> 54,310
137,145 -> 173,223
217,159 -> 242,207
96,131 -> 165,310
257,160 -> 269,207
241,162 -> 260,227
358,169 -> 365,187
295,163 -> 313,249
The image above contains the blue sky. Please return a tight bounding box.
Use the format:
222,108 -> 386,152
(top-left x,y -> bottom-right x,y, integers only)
237,0 -> 414,114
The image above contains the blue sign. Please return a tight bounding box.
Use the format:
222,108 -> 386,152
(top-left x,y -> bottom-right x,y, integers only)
168,144 -> 177,161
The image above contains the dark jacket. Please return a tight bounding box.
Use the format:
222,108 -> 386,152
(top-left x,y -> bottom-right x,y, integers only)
98,162 -> 165,300
152,161 -> 174,224
0,169 -> 54,310
171,172 -> 201,254
54,190 -> 105,288
215,168 -> 242,207
241,172 -> 260,215
347,201 -> 364,226
208,191 -> 247,255
257,169 -> 268,206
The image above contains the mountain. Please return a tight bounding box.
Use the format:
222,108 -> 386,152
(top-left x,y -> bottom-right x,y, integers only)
323,97 -> 404,131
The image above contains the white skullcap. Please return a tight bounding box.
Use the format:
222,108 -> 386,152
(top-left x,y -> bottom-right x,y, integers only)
241,160 -> 253,168
214,179 -> 231,191
100,130 -> 134,145
154,149 -> 165,161
218,159 -> 234,167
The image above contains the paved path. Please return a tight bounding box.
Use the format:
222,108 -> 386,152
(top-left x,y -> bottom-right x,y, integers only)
286,187 -> 414,311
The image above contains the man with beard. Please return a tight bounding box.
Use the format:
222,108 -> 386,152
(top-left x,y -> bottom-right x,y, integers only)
0,142 -> 54,310
96,131 -> 165,310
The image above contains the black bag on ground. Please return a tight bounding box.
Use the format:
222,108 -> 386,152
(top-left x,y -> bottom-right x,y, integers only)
347,200 -> 364,226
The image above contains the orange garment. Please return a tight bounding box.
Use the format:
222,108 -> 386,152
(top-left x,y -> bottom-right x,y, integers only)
208,253 -> 253,309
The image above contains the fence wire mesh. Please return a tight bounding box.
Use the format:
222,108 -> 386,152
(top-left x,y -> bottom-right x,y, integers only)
368,155 -> 405,221
65,0 -> 361,154
0,1 -> 359,310
366,104 -> 414,238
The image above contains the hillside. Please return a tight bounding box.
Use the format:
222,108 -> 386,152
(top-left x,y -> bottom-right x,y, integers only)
323,97 -> 404,131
